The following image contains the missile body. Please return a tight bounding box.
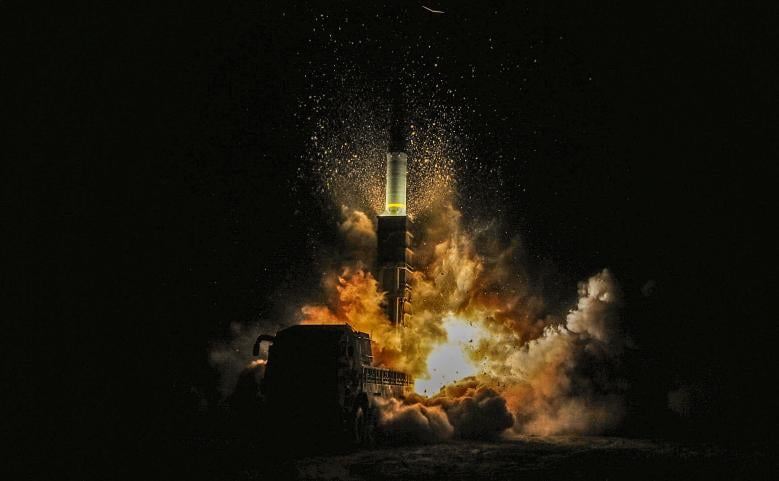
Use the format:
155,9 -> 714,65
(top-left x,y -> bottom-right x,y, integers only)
377,109 -> 413,327
384,151 -> 408,216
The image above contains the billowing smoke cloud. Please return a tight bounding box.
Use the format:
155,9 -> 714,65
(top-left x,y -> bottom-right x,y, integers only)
301,201 -> 628,438
209,321 -> 282,397
376,398 -> 453,444
494,269 -> 627,435
376,378 -> 514,443
337,205 -> 376,267
566,270 -> 624,351
430,379 -> 515,439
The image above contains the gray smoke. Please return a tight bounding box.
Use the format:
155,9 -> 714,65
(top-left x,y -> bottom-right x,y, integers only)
209,320 -> 285,397
376,378 -> 514,443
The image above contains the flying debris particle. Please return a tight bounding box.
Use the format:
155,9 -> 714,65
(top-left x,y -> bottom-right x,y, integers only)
304,76 -> 461,216
422,6 -> 445,14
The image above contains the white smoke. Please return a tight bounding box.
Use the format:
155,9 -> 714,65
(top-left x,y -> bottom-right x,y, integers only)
497,269 -> 627,435
566,269 -> 623,351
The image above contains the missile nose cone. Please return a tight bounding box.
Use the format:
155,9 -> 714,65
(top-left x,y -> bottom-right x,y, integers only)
388,84 -> 407,153
389,118 -> 407,153
385,84 -> 408,215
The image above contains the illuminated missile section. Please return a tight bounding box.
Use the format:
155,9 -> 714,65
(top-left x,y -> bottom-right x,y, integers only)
377,108 -> 413,326
384,151 -> 407,216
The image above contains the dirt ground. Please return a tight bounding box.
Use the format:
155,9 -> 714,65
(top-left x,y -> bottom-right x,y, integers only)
289,436 -> 768,481
168,434 -> 770,481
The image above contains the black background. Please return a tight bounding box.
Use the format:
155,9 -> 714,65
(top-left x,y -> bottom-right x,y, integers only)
6,0 -> 775,472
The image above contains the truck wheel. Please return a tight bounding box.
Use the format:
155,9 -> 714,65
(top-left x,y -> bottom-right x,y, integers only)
352,405 -> 365,446
352,405 -> 376,448
364,406 -> 377,448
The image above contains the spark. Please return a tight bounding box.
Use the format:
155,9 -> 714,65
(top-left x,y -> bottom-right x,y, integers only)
422,6 -> 445,14
307,84 -> 461,217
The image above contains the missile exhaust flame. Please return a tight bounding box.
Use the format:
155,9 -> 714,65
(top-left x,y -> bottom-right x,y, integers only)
414,316 -> 487,395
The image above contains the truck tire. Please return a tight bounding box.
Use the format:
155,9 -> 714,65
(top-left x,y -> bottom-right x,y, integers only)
364,406 -> 378,448
352,404 -> 376,448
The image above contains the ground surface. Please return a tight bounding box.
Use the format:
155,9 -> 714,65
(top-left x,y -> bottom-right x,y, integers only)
290,436 -> 768,480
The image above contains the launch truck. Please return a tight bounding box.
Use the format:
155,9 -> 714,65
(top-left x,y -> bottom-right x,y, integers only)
253,324 -> 413,447
251,97 -> 414,448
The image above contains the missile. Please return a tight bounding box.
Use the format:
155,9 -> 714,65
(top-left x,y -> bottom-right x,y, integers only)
377,90 -> 413,326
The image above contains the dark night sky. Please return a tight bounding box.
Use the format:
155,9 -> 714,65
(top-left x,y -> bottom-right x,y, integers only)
6,0 -> 776,467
